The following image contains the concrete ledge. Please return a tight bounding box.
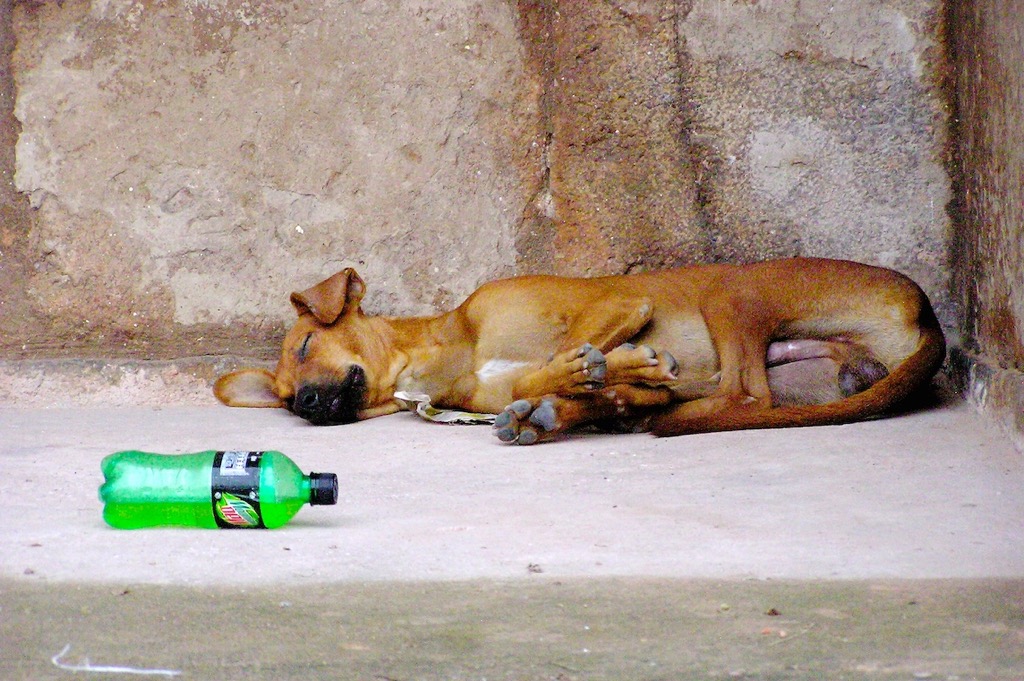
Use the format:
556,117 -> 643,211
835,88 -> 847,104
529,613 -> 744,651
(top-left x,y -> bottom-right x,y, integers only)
0,357 -> 268,408
4,577 -> 1023,680
949,346 -> 1024,454
4,353 -> 1020,456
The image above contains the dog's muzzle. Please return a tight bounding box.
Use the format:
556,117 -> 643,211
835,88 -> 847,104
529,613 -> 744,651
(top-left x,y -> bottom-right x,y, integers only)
290,365 -> 367,425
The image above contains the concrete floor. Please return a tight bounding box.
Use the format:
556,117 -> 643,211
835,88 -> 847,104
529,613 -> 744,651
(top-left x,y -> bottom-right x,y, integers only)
2,390 -> 1023,679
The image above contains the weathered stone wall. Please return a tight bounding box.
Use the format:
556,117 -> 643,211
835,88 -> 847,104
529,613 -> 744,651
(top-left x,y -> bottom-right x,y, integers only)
683,1 -> 949,291
2,1 -> 954,374
6,0 -> 534,360
514,1 -> 705,277
948,0 -> 1024,450
0,0 -> 37,354
515,0 -> 951,297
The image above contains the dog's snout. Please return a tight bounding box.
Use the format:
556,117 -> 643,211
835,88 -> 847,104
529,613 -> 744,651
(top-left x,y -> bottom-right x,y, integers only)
291,365 -> 368,425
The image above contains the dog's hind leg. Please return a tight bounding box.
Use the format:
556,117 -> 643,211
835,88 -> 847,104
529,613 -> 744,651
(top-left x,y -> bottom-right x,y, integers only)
495,338 -> 884,443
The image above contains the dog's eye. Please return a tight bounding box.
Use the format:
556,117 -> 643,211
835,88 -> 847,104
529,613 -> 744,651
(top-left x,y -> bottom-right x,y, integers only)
297,332 -> 313,362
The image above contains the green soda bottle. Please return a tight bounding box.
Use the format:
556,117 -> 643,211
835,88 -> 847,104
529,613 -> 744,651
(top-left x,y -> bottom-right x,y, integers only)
99,450 -> 338,529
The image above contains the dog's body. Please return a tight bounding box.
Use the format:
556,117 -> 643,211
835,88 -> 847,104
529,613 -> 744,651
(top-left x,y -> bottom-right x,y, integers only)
215,257 -> 945,444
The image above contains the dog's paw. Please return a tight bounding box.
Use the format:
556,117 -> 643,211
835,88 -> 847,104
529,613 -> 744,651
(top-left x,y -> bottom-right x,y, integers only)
575,343 -> 607,389
493,398 -> 560,445
606,343 -> 679,384
509,344 -> 607,399
543,343 -> 607,392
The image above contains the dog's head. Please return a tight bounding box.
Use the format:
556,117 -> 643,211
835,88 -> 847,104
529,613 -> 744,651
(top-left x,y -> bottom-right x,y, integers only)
214,268 -> 394,425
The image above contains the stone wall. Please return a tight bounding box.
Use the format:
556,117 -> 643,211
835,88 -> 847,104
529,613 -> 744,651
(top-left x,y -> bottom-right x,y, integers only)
0,0 -> 36,356
948,0 -> 1024,450
6,0 -> 532,360
1,2 -> 1019,447
1,0 -> 953,367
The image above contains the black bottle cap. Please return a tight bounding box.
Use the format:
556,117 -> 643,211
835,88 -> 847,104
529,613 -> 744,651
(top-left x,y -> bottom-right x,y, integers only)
309,472 -> 339,505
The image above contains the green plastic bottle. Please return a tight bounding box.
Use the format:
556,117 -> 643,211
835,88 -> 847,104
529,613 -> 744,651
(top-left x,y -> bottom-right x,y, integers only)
99,450 -> 338,529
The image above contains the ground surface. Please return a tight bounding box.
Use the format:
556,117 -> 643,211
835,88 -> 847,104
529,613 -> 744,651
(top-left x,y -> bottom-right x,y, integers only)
1,392 -> 1022,679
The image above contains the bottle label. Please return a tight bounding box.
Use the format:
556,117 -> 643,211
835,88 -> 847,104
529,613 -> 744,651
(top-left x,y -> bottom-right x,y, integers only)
211,451 -> 265,529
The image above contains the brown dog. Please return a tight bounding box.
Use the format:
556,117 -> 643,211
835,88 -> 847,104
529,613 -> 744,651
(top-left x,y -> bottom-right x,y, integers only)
214,257 -> 945,444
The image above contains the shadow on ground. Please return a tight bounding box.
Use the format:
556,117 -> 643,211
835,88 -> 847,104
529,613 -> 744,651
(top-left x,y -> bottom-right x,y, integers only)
3,577 -> 1023,680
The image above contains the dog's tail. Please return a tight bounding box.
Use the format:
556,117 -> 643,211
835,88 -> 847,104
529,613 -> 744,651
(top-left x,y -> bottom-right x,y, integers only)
650,309 -> 947,437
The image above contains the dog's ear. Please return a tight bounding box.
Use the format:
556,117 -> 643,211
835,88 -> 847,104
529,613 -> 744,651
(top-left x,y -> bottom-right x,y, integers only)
290,268 -> 366,325
214,369 -> 284,408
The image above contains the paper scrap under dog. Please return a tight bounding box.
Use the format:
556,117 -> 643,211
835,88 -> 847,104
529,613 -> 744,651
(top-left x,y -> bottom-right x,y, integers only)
394,391 -> 495,425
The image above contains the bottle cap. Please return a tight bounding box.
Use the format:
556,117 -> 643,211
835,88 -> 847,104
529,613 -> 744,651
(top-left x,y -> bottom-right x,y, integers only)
309,472 -> 339,505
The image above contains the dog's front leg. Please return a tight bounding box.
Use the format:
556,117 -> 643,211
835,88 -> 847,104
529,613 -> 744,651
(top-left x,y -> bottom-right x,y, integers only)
510,343 -> 609,399
494,384 -> 674,445
509,293 -> 676,399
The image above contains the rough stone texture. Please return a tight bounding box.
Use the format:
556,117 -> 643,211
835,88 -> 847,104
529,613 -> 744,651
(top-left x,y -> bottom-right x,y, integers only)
0,1 -> 38,354
514,1 -> 705,277
679,0 -> 951,321
1,0 -> 954,367
948,0 -> 1024,451
8,0 -> 528,358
